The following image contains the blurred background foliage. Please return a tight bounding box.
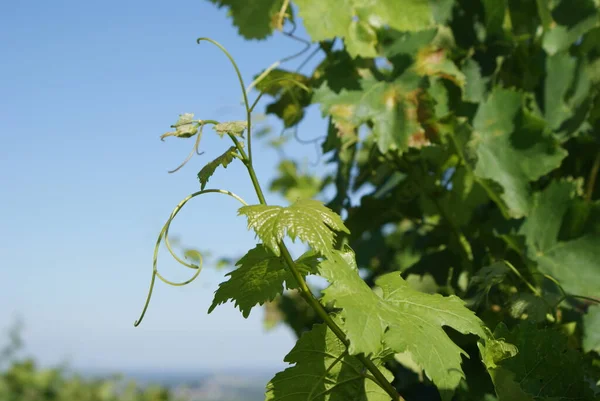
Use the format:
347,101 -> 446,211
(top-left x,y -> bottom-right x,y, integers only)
0,322 -> 176,401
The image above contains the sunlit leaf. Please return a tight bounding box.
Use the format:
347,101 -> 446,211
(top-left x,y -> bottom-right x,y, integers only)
318,248 -> 487,399
209,244 -> 318,317
238,199 -> 349,258
266,323 -> 393,401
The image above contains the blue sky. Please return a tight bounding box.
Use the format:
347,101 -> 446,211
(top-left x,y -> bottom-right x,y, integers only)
0,0 -> 329,373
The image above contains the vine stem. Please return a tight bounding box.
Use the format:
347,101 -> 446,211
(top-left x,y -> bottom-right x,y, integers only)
537,272 -> 600,308
278,246 -> 401,400
197,38 -> 254,164
230,137 -> 401,400
585,151 -> 600,201
504,261 -> 541,297
204,39 -> 401,399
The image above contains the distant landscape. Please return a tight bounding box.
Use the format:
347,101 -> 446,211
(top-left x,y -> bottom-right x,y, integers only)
88,368 -> 274,401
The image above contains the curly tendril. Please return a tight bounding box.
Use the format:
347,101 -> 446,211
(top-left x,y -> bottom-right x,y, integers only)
134,189 -> 249,327
167,123 -> 205,174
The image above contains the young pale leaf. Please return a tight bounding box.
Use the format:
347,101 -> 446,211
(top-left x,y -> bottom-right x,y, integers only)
318,248 -> 487,400
197,146 -> 238,190
238,199 -> 349,258
213,120 -> 247,137
484,323 -> 596,400
265,323 -> 393,401
160,113 -> 199,140
520,179 -> 600,298
208,244 -> 319,318
478,337 -> 518,371
471,88 -> 567,218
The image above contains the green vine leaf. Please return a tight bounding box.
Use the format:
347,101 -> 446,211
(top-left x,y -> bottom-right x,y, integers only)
208,244 -> 319,318
238,199 -> 349,258
313,72 -> 424,154
484,323 -> 596,400
415,47 -> 465,88
197,146 -> 239,190
206,0 -> 286,40
318,248 -> 487,399
160,113 -> 199,140
471,88 -> 567,218
520,179 -> 600,298
254,68 -> 310,96
461,58 -> 487,103
542,0 -> 599,55
294,0 -> 433,57
269,160 -> 322,203
213,120 -> 247,137
265,323 -> 393,401
583,304 -> 600,354
478,336 -> 518,371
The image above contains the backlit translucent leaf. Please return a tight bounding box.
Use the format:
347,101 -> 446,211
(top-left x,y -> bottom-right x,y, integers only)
208,244 -> 319,318
583,304 -> 600,354
318,248 -> 486,399
213,120 -> 247,137
238,199 -> 349,258
313,72 -> 423,154
293,0 -> 352,42
197,146 -> 238,190
471,88 -> 567,217
345,19 -> 378,58
265,323 -> 393,401
520,179 -> 600,298
207,0 -> 285,40
484,323 -> 596,400
294,0 -> 434,57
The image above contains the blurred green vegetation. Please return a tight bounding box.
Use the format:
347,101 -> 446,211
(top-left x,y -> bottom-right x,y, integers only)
0,322 -> 176,401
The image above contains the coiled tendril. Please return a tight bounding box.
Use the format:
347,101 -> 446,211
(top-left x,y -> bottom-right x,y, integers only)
134,189 -> 248,326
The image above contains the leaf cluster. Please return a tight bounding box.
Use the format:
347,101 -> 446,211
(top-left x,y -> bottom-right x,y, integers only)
144,0 -> 600,399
